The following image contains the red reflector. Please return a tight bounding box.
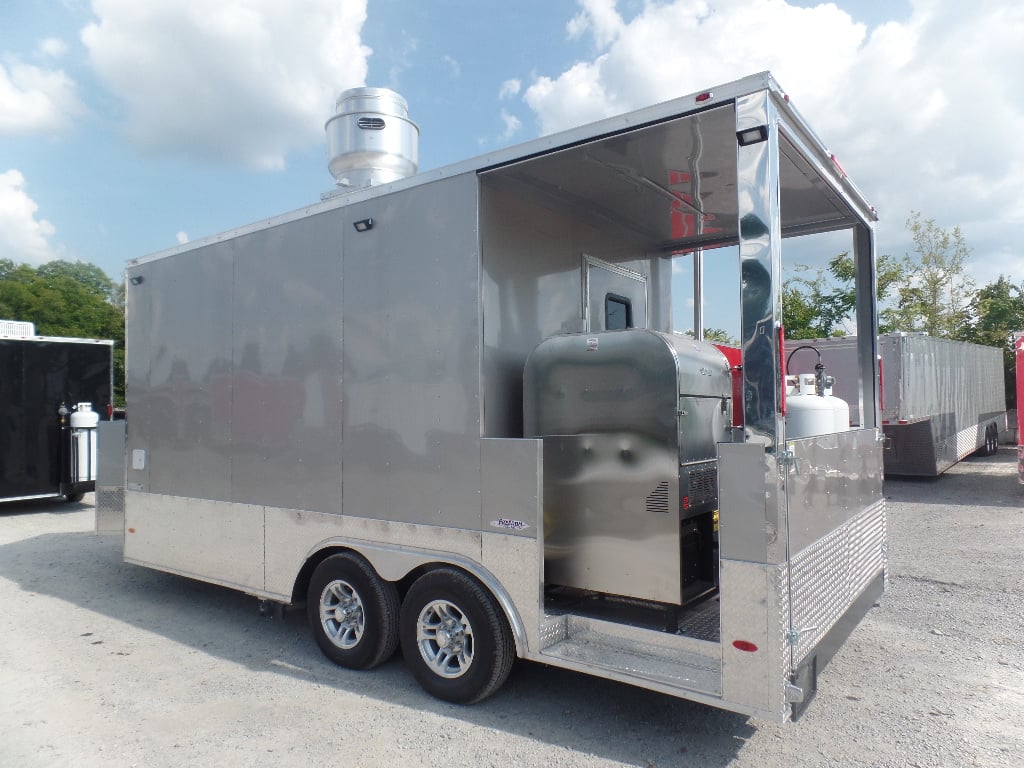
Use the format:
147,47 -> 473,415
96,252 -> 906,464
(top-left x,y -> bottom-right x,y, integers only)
830,153 -> 847,177
682,496 -> 690,510
882,419 -> 890,424
732,640 -> 758,653
898,419 -> 909,425
695,91 -> 713,103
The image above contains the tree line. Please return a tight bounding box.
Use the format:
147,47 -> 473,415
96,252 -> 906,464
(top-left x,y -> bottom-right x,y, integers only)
0,259 -> 126,406
783,212 -> 1024,407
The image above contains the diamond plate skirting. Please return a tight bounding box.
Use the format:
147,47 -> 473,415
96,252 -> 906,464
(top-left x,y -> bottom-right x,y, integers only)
788,499 -> 886,666
95,487 -> 125,534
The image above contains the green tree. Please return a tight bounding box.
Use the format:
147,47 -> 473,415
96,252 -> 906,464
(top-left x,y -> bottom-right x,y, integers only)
783,251 -> 905,339
964,276 -> 1024,408
889,212 -> 974,338
0,259 -> 125,406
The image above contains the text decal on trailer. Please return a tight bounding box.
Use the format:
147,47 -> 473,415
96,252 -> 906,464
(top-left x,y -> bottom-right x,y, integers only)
490,518 -> 530,531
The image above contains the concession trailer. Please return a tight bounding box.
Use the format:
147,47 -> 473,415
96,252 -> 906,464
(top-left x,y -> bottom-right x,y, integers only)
112,72 -> 886,720
787,333 -> 1006,476
1,320 -> 112,504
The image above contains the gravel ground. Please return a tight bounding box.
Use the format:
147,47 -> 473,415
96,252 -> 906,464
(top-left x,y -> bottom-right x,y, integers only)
1,448 -> 1022,768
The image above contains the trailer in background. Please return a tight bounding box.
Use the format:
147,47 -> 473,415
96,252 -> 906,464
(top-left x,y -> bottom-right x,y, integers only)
0,320 -> 114,504
787,333 -> 1006,476
1016,331 -> 1023,483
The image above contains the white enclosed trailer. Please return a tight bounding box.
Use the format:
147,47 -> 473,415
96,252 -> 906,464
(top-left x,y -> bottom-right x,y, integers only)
114,73 -> 885,720
788,333 -> 1006,476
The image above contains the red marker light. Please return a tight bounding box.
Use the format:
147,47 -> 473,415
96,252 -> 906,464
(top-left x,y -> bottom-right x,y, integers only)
695,91 -> 713,103
732,640 -> 759,653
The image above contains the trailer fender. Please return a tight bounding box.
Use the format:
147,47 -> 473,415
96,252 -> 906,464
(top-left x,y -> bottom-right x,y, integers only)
296,539 -> 529,657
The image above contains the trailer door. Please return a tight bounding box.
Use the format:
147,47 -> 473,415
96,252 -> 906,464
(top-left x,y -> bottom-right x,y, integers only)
583,255 -> 647,332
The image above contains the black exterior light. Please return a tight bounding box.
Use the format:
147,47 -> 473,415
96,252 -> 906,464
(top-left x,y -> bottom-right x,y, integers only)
736,125 -> 769,146
353,218 -> 374,232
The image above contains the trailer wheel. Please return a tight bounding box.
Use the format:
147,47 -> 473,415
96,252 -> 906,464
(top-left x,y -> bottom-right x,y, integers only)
307,552 -> 399,670
63,492 -> 85,503
399,568 -> 514,704
987,425 -> 999,455
979,424 -> 998,456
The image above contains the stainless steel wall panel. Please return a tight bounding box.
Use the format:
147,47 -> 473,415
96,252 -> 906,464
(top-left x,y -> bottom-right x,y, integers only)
123,491 -> 264,591
481,438 -> 542,539
341,174 -> 482,530
262,505 -> 484,596
228,215 -> 345,511
718,442 -> 774,563
784,428 -> 883,554
720,558 -> 789,718
126,247 -> 234,499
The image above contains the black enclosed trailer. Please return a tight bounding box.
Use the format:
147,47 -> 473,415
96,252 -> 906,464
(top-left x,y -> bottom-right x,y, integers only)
0,320 -> 114,504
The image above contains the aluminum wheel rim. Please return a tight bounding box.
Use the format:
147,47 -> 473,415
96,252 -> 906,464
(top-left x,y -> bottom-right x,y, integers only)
319,579 -> 365,650
416,599 -> 474,679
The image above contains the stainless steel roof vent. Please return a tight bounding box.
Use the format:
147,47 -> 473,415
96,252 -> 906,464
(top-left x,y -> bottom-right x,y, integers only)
325,87 -> 419,192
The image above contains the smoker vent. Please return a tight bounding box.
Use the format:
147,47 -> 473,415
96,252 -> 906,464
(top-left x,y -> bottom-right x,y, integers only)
325,86 -> 419,192
687,466 -> 718,504
646,481 -> 670,514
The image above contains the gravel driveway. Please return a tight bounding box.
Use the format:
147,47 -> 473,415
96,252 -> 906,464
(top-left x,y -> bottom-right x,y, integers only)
1,448 -> 1021,768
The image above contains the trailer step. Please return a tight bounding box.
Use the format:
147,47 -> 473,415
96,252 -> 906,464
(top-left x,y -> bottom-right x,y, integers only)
540,614 -> 722,695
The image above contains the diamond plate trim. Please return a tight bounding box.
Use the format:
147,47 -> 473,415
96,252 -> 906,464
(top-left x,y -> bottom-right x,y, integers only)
788,499 -> 886,665
95,487 -> 125,533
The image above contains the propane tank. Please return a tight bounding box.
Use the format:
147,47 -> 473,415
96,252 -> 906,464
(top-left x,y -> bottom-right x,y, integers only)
786,373 -> 835,439
823,378 -> 851,433
70,402 -> 99,483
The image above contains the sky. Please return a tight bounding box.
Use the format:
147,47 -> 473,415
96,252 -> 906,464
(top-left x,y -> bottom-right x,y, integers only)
2,0 -> 1023,329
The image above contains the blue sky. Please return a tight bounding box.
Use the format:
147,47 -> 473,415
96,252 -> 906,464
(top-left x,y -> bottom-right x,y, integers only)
2,0 -> 1022,334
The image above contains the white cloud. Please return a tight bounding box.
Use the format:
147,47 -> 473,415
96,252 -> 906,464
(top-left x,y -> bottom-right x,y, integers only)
567,0 -> 624,48
0,59 -> 83,135
80,0 -> 372,170
499,78 -> 521,99
442,54 -> 460,77
176,231 -> 189,244
499,109 -> 522,140
37,38 -> 69,59
523,0 -> 1024,283
0,170 -> 61,265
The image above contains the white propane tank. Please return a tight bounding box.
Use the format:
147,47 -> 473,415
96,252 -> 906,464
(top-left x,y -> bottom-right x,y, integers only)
786,373 -> 835,439
70,402 -> 99,483
823,381 -> 851,433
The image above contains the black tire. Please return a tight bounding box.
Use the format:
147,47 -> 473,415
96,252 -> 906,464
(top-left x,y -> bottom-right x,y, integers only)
399,568 -> 514,704
307,552 -> 399,670
63,492 -> 85,503
978,425 -> 998,456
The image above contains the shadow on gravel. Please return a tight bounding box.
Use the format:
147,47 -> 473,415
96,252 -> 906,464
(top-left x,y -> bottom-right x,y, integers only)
0,497 -> 90,516
884,447 -> 1023,508
0,523 -> 755,766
